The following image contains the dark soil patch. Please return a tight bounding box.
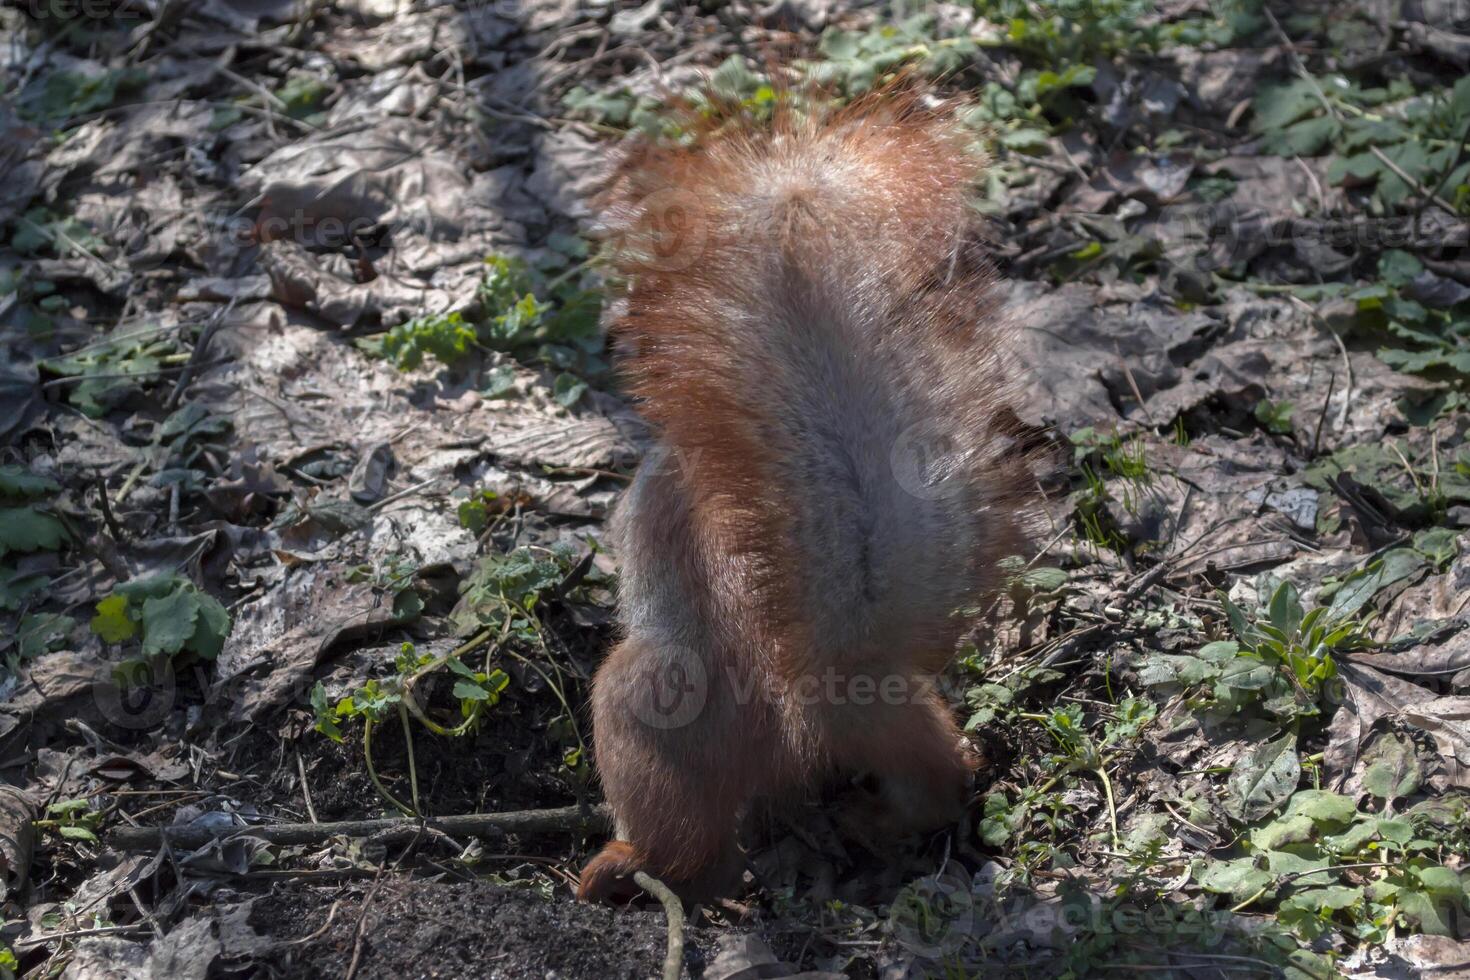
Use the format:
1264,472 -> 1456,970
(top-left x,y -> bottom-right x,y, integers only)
250,879 -> 713,979
225,686 -> 582,824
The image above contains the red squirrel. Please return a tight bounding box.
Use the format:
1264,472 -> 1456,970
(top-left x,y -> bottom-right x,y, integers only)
577,85 -> 1033,903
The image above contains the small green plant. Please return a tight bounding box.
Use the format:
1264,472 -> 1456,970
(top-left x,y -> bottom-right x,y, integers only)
974,0 -> 1256,63
1197,787 -> 1470,944
380,311 -> 477,370
804,15 -> 980,94
37,798 -> 103,844
1306,441 -> 1466,528
561,85 -> 667,132
310,639 -> 512,817
1255,73 -> 1470,213
371,254 -> 603,379
311,545 -> 598,815
8,613 -> 74,675
275,73 -> 329,122
17,67 -> 145,127
983,699 -> 1156,858
455,487 -> 529,535
1068,428 -> 1155,554
345,554 -> 425,624
1255,398 -> 1295,435
89,572 -> 231,663
41,333 -> 186,417
1139,581 -> 1370,722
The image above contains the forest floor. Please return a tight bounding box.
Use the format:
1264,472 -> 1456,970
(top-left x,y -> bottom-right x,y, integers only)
2,1 -> 1470,977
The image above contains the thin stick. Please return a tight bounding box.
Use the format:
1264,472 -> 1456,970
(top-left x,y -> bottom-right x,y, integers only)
272,900 -> 340,949
1371,145 -> 1459,214
1096,764 -> 1122,851
633,871 -> 685,980
295,750 -> 319,824
166,299 -> 236,409
1309,369 -> 1336,458
107,804 -> 610,851
343,863 -> 386,980
95,476 -> 125,542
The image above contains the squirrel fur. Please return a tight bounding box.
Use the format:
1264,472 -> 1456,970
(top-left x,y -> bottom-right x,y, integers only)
577,85 -> 1034,903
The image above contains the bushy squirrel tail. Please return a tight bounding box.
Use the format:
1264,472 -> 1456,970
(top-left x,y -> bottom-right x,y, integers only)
598,83 -> 1031,679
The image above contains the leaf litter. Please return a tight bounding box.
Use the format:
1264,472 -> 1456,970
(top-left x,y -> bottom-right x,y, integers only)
1,0 -> 1470,977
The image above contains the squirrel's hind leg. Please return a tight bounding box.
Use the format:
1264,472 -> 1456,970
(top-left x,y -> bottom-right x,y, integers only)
829,686 -> 978,836
578,636 -> 753,903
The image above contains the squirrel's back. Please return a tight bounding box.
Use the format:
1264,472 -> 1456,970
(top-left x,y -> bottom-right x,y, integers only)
602,88 -> 1030,678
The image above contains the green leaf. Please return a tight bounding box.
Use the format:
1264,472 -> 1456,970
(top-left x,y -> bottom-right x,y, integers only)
1226,733 -> 1300,822
188,591 -> 231,660
1221,593 -> 1252,642
310,681 -> 343,743
1325,551 -> 1425,624
1264,848 -> 1330,875
58,824 -> 99,843
1255,399 -> 1295,435
0,566 -> 50,612
1397,888 -> 1457,935
709,54 -> 759,99
1412,528 -> 1459,570
482,364 -> 517,399
1284,789 -> 1357,825
140,588 -> 201,658
0,465 -> 59,500
552,372 -> 587,408
1252,814 -> 1316,851
17,613 -> 73,660
1379,250 -> 1424,288
0,507 -> 67,557
1282,885 -> 1363,912
1361,735 -> 1421,804
90,594 -> 137,644
1323,819 -> 1378,854
1268,581 -> 1305,636
1413,866 -> 1465,898
1261,115 -> 1339,156
1217,654 -> 1275,691
1251,79 -> 1325,131
999,128 -> 1052,153
1376,819 -> 1414,845
391,589 -> 424,624
1199,640 -> 1240,663
1195,857 -> 1273,899
453,680 -> 490,702
115,573 -> 189,603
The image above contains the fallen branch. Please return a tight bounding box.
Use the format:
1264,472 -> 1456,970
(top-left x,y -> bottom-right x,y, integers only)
109,803 -> 609,852
633,871 -> 685,980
